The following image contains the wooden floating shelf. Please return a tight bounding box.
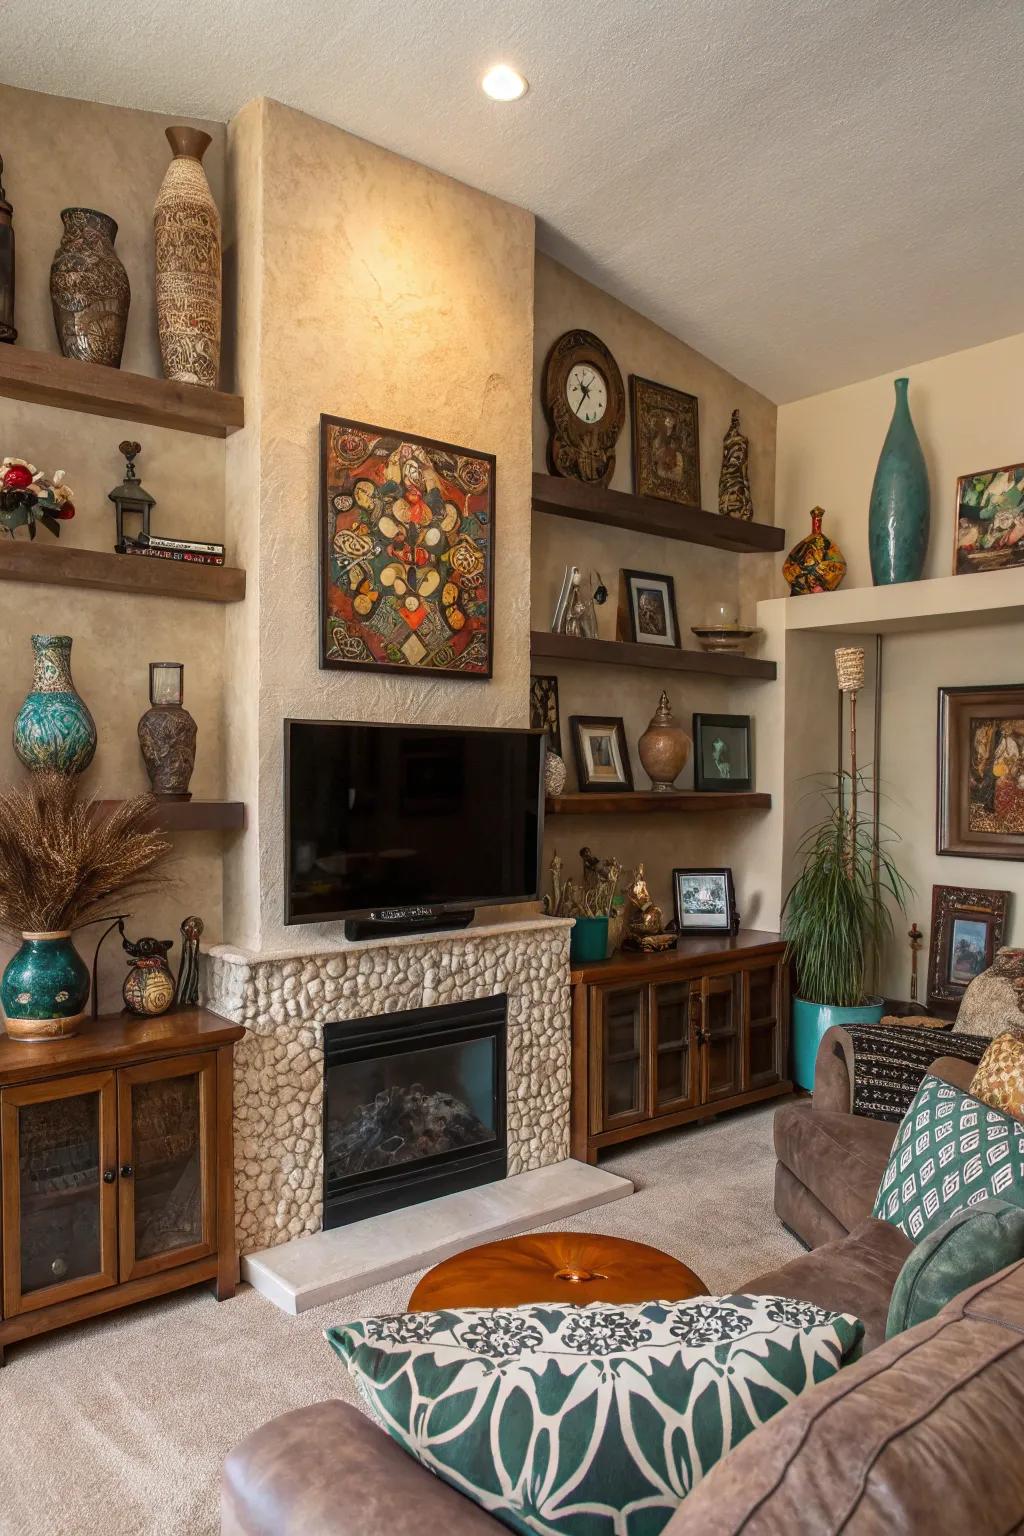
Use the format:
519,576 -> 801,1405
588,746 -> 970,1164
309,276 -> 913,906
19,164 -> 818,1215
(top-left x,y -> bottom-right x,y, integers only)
546,791 -> 772,815
530,629 -> 776,680
532,472 -> 786,555
0,345 -> 244,438
95,799 -> 245,832
0,540 -> 245,603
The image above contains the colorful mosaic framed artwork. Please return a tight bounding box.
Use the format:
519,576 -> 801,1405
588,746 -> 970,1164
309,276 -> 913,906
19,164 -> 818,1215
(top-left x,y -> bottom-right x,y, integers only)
319,415 -> 495,679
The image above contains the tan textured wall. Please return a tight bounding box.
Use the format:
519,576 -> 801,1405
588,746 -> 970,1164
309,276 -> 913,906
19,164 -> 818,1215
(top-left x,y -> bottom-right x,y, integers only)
223,99 -> 536,950
0,85 -> 230,1009
531,254 -> 780,923
776,335 -> 1024,994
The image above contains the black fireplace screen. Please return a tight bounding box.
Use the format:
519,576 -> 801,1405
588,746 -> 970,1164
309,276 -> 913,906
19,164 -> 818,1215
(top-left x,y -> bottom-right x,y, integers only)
322,995 -> 507,1228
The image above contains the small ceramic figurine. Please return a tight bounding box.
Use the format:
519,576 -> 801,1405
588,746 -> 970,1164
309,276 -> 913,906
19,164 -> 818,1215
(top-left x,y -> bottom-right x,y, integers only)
175,915 -> 204,1007
122,934 -> 176,1017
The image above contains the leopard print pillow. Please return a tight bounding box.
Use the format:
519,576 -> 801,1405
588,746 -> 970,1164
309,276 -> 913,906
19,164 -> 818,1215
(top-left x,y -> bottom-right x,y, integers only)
969,1031 -> 1024,1122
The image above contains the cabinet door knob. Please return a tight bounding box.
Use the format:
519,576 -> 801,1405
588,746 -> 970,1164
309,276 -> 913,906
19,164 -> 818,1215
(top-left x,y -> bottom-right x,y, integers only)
102,1169 -> 116,1184
120,1163 -> 134,1179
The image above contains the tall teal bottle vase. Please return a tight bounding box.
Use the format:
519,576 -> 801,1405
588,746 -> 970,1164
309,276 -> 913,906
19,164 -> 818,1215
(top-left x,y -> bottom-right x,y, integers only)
868,377 -> 930,585
13,634 -> 97,773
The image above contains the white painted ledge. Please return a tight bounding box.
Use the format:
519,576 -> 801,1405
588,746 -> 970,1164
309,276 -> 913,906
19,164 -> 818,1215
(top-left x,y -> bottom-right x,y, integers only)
242,1159 -> 633,1315
758,566 -> 1024,636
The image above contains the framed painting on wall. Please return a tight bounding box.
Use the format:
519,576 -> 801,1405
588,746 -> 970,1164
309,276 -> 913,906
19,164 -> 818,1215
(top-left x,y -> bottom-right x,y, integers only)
954,463 -> 1024,575
319,415 -> 495,679
629,375 -> 701,507
927,883 -> 1008,1008
937,684 -> 1024,859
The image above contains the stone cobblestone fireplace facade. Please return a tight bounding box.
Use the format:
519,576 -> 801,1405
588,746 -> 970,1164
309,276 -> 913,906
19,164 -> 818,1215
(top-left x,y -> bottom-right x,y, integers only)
202,917 -> 572,1254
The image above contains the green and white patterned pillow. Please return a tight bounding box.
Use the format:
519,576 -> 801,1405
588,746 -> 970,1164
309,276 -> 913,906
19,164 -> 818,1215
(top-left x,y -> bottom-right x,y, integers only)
874,1073 -> 1024,1243
326,1294 -> 863,1536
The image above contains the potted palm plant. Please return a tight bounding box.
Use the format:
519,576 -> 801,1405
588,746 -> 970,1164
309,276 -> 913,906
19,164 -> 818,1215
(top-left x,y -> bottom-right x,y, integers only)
783,769 -> 910,1090
0,773 -> 169,1041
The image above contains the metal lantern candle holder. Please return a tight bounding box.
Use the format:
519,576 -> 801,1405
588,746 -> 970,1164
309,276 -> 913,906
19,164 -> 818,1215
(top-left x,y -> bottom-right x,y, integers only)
110,440 -> 155,552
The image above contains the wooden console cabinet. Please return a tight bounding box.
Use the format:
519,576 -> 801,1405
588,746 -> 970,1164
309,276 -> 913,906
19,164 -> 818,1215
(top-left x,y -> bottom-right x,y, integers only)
0,1008 -> 243,1362
570,930 -> 791,1163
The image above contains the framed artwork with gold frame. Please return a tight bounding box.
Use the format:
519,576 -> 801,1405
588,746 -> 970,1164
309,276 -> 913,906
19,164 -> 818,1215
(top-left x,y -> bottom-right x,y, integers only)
630,374 -> 701,507
927,883 -> 1008,1007
319,414 -> 495,679
937,684 -> 1024,860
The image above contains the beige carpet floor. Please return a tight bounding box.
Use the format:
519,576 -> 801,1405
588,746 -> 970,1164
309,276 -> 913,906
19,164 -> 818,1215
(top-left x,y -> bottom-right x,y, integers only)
1,1099 -> 800,1536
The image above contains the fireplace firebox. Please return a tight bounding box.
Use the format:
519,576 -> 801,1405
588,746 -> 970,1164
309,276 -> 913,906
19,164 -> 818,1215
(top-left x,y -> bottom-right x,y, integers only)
322,996 -> 507,1229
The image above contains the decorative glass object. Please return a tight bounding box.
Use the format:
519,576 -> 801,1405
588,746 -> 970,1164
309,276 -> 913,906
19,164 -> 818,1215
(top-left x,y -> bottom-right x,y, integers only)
783,508 -> 847,595
868,377 -> 930,586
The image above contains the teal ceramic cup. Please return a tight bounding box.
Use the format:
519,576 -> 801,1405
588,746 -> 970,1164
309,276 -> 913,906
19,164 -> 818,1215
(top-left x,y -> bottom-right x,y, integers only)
0,932 -> 91,1041
791,995 -> 885,1091
570,916 -> 610,965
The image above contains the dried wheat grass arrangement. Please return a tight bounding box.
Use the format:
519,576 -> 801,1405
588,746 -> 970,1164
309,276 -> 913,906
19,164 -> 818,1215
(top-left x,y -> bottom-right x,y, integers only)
0,772 -> 170,941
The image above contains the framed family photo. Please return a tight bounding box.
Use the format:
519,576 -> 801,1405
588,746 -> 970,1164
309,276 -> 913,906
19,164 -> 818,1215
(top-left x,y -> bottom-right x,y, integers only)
673,867 -> 737,935
927,883 -> 1008,1008
619,568 -> 680,649
937,684 -> 1024,859
570,715 -> 633,792
692,714 -> 753,792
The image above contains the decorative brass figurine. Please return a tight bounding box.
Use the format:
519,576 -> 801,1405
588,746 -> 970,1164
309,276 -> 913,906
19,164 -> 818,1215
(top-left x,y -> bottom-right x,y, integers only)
624,864 -> 677,953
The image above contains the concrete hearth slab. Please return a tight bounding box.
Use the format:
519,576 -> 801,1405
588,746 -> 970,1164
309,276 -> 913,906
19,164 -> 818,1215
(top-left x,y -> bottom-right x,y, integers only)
241,1159 -> 634,1315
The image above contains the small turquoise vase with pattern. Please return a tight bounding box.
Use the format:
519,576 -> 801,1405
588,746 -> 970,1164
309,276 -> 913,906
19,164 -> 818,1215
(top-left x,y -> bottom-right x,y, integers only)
868,377 -> 930,585
1,932 -> 90,1040
13,634 -> 96,773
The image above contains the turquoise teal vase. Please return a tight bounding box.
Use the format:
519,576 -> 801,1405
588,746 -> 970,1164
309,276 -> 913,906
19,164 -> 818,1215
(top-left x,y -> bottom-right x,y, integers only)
792,996 -> 885,1092
13,634 -> 96,773
868,377 -> 930,585
1,933 -> 90,1040
570,916 -> 610,964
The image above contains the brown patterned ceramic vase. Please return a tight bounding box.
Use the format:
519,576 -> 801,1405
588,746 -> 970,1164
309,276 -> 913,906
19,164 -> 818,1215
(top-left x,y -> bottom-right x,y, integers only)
49,208 -> 130,367
782,507 -> 848,595
154,127 -> 221,388
637,690 -> 691,792
138,701 -> 197,799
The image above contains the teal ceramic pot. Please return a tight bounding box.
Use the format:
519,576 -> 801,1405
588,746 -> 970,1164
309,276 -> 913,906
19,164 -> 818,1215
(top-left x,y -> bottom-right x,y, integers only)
569,916 -> 610,964
13,634 -> 97,773
1,932 -> 90,1041
868,377 -> 930,585
791,995 -> 885,1092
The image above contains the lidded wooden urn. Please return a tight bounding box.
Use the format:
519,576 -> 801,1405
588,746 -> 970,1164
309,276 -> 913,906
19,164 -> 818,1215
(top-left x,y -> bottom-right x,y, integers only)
154,127 -> 221,388
637,690 -> 691,792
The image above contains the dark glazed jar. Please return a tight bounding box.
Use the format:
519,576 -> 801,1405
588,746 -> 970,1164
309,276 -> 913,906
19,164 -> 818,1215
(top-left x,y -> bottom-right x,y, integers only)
50,207 -> 130,367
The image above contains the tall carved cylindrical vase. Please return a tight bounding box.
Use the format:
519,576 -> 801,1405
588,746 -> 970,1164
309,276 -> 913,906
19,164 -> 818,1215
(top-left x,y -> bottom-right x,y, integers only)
50,208 -> 130,366
154,127 -> 221,388
868,377 -> 930,585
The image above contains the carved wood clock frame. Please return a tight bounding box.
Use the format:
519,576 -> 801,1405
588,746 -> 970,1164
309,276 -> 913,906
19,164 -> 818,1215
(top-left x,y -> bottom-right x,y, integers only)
543,329 -> 625,487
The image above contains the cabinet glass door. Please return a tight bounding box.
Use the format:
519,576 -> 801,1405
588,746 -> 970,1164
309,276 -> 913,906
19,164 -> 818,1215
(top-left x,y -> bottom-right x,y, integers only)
702,974 -> 742,1102
651,980 -> 698,1114
593,985 -> 648,1131
117,1054 -> 216,1283
1,1070 -> 118,1317
744,962 -> 784,1090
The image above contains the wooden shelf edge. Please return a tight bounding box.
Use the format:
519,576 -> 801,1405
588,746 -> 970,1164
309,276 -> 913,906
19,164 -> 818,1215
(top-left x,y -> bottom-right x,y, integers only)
0,345 -> 244,438
0,541 -> 245,603
95,799 -> 245,832
530,630 -> 776,679
532,472 -> 785,554
546,791 -> 772,815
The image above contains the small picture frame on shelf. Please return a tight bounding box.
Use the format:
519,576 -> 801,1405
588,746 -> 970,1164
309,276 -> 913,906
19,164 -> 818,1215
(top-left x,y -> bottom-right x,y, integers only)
692,713 -> 753,792
618,568 -> 680,648
673,867 -> 737,935
927,884 -> 1008,1008
570,715 -> 633,793
530,674 -> 562,757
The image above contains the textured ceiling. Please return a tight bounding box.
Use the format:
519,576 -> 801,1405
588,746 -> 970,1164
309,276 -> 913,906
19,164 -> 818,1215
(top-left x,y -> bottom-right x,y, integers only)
4,0 -> 1023,401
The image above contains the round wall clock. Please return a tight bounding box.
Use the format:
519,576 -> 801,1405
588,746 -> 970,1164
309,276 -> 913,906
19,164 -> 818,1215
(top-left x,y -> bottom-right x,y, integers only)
543,330 -> 625,486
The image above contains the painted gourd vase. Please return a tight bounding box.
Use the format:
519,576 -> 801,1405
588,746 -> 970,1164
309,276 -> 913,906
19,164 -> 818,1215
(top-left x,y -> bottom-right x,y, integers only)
49,208 -> 130,367
782,507 -> 848,595
868,376 -> 930,585
154,127 -> 222,388
1,933 -> 90,1041
13,635 -> 97,774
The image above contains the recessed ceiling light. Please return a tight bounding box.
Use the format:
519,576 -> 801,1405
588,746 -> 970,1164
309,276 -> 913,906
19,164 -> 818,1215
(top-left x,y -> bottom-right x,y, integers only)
481,64 -> 528,102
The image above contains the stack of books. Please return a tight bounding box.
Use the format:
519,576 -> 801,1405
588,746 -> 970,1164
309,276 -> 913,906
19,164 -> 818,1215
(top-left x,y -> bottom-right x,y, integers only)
122,533 -> 225,567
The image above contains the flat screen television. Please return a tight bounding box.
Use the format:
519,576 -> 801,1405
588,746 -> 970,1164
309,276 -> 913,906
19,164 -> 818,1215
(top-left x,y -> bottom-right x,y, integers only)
284,719 -> 544,934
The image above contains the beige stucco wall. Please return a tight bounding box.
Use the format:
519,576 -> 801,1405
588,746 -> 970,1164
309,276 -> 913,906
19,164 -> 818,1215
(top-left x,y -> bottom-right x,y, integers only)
531,254 -> 780,923
223,98 -> 536,950
0,84 -> 231,1010
776,335 -> 1024,994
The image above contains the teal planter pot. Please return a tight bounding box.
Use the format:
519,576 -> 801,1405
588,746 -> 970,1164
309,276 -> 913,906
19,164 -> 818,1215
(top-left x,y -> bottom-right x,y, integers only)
792,995 -> 884,1092
13,634 -> 96,774
1,932 -> 90,1041
868,377 -> 930,585
569,916 -> 609,964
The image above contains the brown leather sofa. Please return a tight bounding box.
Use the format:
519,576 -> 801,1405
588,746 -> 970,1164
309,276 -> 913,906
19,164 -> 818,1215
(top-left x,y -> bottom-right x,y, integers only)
222,1050 -> 1024,1534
